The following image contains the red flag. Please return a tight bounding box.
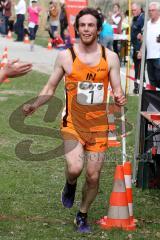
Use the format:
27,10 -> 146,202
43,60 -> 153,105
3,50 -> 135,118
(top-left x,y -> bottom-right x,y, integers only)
65,0 -> 88,42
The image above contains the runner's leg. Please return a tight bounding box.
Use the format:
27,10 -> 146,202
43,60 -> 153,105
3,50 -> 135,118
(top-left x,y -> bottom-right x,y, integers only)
80,151 -> 105,213
64,140 -> 85,184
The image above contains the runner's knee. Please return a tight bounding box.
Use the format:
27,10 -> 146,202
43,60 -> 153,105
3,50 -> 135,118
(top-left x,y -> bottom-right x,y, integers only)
86,171 -> 100,186
68,164 -> 83,178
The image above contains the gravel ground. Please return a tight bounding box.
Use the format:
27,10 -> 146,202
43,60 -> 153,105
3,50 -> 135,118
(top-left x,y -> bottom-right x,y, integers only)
0,36 -> 58,75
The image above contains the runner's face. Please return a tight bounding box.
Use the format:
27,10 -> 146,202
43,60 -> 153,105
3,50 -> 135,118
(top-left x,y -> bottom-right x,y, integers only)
78,14 -> 99,45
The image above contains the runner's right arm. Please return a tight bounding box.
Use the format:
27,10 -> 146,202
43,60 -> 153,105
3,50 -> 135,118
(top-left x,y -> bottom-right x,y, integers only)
23,52 -> 65,116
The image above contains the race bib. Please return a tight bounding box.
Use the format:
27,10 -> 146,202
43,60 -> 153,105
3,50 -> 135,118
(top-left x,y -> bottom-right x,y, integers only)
77,81 -> 104,105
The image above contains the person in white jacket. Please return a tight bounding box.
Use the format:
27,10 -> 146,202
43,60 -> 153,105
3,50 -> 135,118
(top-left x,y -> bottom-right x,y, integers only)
110,3 -> 122,55
146,2 -> 160,88
13,0 -> 26,41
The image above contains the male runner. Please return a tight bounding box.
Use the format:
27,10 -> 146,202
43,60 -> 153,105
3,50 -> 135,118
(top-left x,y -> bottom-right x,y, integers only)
23,8 -> 126,233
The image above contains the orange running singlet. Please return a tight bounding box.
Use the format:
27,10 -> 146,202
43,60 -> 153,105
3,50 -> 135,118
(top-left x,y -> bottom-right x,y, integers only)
61,45 -> 109,133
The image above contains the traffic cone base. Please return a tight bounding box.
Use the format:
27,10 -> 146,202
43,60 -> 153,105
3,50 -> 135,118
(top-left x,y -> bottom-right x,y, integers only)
101,217 -> 130,229
100,216 -> 136,231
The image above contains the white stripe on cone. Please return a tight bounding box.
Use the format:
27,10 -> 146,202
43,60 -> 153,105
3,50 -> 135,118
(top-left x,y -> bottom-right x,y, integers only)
124,175 -> 132,188
128,203 -> 133,217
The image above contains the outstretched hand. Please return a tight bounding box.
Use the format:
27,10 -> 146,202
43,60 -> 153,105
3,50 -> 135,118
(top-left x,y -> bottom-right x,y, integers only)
3,59 -> 32,78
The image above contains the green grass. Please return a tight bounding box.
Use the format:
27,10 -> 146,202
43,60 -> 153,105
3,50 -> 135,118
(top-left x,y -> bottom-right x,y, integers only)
0,72 -> 160,240
35,35 -> 48,48
12,30 -> 48,48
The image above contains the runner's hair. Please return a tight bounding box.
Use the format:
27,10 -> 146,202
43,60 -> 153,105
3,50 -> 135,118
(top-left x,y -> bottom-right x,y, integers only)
75,7 -> 103,32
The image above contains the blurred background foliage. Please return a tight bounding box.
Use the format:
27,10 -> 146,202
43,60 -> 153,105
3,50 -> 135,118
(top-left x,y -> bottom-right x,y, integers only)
12,0 -> 146,36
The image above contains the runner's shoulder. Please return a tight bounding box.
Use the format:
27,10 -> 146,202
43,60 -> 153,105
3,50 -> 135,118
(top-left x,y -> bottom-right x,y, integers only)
105,48 -> 119,63
57,49 -> 71,62
102,47 -> 120,70
105,47 -> 118,58
56,49 -> 70,66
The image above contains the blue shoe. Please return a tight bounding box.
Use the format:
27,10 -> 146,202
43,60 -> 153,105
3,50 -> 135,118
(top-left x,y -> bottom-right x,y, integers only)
61,181 -> 76,208
74,213 -> 91,233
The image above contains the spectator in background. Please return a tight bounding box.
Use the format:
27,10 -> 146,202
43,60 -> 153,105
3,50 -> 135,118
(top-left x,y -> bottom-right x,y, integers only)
111,3 -> 122,34
63,28 -> 72,49
59,3 -> 68,40
146,2 -> 160,88
110,3 -> 122,55
96,7 -> 104,23
13,0 -> 26,41
0,0 -> 6,35
99,16 -> 113,50
52,30 -> 64,48
48,0 -> 59,39
131,2 -> 144,94
3,0 -> 11,35
28,0 -> 41,51
122,10 -> 129,34
52,29 -> 72,49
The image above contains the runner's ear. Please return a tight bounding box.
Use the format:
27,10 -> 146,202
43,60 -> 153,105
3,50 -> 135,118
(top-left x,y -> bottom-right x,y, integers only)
74,22 -> 79,36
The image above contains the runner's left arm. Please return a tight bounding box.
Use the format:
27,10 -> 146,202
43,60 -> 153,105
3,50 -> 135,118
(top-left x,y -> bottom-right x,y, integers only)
109,52 -> 126,106
23,51 -> 65,116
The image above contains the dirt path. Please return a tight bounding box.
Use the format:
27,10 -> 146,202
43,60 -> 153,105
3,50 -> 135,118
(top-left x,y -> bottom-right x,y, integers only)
0,36 -> 58,75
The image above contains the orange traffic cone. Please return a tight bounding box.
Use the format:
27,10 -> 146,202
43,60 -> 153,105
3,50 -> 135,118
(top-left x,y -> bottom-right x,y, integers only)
2,47 -> 8,59
0,55 -> 7,68
0,47 -> 10,83
24,34 -> 30,44
123,161 -> 136,226
0,47 -> 8,68
6,30 -> 12,40
47,38 -> 52,50
99,165 -> 136,231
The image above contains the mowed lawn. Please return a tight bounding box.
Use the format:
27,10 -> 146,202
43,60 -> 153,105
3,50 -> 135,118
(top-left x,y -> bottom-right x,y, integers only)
0,71 -> 160,240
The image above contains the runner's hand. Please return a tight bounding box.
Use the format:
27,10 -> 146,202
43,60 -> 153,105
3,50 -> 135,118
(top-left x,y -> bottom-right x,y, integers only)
22,104 -> 36,116
114,93 -> 126,106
